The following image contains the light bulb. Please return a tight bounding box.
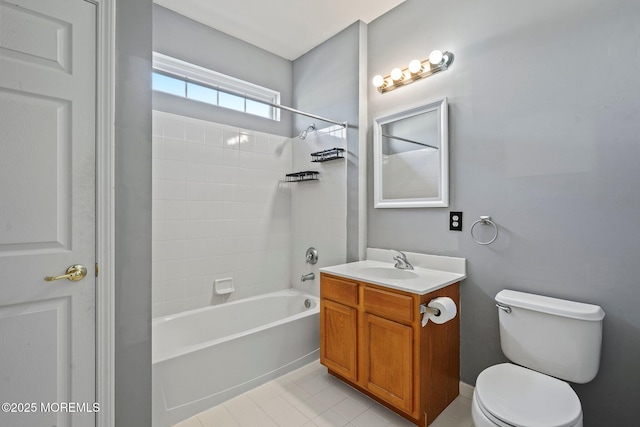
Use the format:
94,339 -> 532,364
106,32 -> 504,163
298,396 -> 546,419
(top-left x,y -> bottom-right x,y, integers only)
372,74 -> 385,88
390,68 -> 403,81
429,50 -> 443,65
408,59 -> 422,74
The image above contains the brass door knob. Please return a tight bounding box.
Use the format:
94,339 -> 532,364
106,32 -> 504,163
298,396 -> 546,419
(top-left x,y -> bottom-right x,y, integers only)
44,264 -> 88,282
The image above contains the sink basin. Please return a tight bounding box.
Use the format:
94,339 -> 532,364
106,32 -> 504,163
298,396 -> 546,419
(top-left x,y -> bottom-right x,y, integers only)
357,267 -> 419,280
321,254 -> 466,294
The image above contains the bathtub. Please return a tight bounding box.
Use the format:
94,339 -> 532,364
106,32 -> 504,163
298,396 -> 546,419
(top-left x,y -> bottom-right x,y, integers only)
152,289 -> 320,427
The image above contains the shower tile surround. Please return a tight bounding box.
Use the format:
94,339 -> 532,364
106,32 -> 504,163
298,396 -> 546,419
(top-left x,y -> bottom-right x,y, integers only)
291,125 -> 347,296
152,111 -> 292,316
152,111 -> 347,316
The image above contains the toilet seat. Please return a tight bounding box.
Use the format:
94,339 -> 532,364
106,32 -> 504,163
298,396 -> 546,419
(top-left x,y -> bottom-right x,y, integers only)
475,363 -> 582,427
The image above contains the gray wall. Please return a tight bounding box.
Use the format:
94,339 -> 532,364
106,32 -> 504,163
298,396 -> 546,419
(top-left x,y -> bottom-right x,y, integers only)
153,5 -> 293,137
368,0 -> 640,425
293,22 -> 365,261
115,0 -> 153,425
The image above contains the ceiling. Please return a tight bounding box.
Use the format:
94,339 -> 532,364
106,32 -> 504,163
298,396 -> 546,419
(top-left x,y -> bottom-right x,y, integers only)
154,0 -> 406,60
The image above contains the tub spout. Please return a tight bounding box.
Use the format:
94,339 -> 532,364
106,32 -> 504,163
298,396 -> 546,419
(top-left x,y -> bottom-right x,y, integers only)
301,273 -> 315,282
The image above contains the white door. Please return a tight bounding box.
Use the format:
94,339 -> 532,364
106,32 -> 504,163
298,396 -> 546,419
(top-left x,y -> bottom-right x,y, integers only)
0,1 -> 97,426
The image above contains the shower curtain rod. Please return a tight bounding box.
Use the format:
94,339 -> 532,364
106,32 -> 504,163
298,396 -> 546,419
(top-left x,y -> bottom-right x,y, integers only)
382,133 -> 439,150
155,69 -> 348,129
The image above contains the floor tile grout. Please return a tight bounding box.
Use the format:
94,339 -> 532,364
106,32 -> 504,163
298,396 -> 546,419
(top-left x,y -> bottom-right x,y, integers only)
173,359 -> 472,427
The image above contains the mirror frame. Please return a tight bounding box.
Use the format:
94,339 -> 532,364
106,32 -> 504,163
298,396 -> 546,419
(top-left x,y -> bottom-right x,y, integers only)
373,97 -> 449,208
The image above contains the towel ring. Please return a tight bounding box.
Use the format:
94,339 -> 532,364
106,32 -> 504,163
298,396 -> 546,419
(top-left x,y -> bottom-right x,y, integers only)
471,216 -> 498,245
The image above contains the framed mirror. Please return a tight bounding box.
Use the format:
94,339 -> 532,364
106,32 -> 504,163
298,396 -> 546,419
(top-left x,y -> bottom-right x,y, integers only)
373,97 -> 448,208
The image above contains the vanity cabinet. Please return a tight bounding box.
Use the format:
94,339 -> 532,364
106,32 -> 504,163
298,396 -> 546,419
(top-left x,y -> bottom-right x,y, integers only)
362,285 -> 415,413
320,273 -> 460,427
362,312 -> 414,412
320,275 -> 358,381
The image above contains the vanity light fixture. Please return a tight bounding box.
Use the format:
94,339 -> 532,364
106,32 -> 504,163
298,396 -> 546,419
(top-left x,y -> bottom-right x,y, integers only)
372,50 -> 454,94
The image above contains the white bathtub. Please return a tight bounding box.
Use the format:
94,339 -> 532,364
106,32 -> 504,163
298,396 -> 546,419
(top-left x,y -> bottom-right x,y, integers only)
152,289 -> 320,427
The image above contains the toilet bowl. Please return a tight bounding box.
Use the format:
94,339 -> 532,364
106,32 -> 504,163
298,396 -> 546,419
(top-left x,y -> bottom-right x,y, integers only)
471,290 -> 604,427
471,364 -> 583,427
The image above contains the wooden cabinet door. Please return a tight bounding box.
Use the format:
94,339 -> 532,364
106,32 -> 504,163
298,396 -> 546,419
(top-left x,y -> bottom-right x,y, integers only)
320,299 -> 358,382
362,313 -> 414,414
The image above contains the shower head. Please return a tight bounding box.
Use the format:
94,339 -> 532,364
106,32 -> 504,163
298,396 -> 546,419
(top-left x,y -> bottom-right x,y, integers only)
299,123 -> 316,139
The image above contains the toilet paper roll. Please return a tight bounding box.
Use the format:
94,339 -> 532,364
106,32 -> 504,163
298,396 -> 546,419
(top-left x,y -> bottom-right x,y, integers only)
422,297 -> 457,327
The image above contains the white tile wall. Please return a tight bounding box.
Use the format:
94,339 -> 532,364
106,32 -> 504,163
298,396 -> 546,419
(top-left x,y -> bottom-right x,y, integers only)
152,111 -> 293,317
291,125 -> 348,297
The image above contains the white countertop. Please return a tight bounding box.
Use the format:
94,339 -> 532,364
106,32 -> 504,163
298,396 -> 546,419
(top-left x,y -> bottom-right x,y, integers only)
320,254 -> 466,295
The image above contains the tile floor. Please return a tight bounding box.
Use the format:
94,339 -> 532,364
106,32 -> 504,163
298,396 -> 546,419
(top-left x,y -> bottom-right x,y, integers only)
173,360 -> 473,427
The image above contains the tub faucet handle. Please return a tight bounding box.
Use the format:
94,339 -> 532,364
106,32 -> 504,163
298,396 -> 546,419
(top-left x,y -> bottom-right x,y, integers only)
305,247 -> 318,265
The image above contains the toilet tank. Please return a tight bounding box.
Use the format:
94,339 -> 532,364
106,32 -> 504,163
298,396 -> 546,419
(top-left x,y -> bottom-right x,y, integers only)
496,289 -> 605,384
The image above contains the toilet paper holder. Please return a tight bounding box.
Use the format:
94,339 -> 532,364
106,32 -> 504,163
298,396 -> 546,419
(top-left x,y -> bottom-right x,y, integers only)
420,297 -> 457,327
420,303 -> 441,317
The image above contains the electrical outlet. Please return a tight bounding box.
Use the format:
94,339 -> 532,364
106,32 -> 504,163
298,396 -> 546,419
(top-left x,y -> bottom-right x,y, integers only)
450,211 -> 462,231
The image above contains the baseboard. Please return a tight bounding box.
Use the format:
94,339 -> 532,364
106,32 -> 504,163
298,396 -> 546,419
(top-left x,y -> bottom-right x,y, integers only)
459,381 -> 474,399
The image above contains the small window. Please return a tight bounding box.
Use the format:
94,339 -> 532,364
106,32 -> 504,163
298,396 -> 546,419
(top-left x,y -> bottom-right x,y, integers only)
186,82 -> 217,104
218,91 -> 245,112
152,72 -> 185,97
152,52 -> 280,121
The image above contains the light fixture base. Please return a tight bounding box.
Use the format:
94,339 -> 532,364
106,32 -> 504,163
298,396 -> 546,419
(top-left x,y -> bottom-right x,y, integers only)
375,51 -> 454,94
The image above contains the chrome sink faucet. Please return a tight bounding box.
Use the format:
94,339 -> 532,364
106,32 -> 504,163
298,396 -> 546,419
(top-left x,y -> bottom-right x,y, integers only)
392,250 -> 414,270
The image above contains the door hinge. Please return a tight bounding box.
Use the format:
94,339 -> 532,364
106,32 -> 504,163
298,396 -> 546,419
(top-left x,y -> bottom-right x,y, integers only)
95,263 -> 99,277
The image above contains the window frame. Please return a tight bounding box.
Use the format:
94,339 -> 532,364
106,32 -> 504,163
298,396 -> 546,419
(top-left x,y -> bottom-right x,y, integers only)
152,52 -> 281,121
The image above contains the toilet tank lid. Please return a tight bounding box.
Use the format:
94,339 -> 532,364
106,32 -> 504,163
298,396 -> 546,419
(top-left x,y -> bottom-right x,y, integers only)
496,289 -> 605,321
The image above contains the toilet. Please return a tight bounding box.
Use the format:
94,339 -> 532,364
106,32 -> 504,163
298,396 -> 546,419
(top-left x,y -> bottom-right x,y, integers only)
472,289 -> 605,427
